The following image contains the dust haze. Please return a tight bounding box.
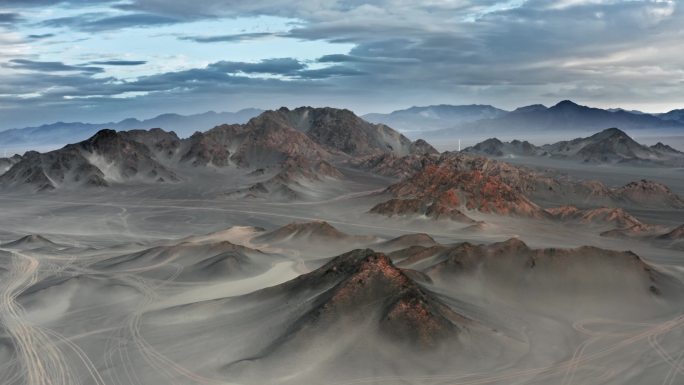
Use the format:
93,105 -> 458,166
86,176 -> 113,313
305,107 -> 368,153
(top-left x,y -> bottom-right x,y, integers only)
1,108 -> 684,385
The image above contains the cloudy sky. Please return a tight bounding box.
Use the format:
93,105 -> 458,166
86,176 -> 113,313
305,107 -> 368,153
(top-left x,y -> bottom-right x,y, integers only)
0,0 -> 682,129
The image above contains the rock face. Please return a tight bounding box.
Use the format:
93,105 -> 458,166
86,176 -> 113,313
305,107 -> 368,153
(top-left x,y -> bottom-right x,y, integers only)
1,107 -> 439,193
541,128 -> 665,164
119,128 -> 182,159
370,153 -> 547,219
370,198 -> 477,223
180,106 -> 436,168
0,154 -> 22,175
613,180 -> 684,208
75,129 -> 180,182
359,152 -> 684,212
0,148 -> 105,191
255,249 -> 466,347
0,129 -> 180,191
464,128 -> 684,166
347,152 -> 439,178
265,107 -> 437,156
463,138 -> 545,157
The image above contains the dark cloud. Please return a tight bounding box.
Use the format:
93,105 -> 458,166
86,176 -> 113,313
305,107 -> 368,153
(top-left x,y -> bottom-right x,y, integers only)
27,33 -> 55,39
0,0 -> 113,5
296,65 -> 364,79
0,12 -> 22,24
6,59 -> 103,74
41,13 -> 181,31
90,60 -> 147,66
2,0 -> 684,129
178,32 -> 276,43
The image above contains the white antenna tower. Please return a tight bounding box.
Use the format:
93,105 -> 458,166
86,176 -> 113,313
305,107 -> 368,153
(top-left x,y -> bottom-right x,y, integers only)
458,139 -> 461,152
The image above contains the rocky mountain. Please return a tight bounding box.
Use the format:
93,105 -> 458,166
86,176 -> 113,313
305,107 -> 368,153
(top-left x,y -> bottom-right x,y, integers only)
463,138 -> 545,158
365,151 -> 684,223
370,153 -> 547,219
179,114 -> 331,168
613,180 -> 684,208
370,198 -> 478,223
242,249 -> 469,348
178,107 -> 435,168
346,152 -> 439,179
465,128 -> 684,166
0,109 -> 263,150
2,107 -> 437,192
363,104 -> 507,131
540,127 -> 680,164
271,107 -> 437,156
0,154 -> 22,174
0,129 -> 180,191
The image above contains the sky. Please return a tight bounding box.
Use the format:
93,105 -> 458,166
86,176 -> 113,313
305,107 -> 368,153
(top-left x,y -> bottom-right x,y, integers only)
0,0 -> 682,130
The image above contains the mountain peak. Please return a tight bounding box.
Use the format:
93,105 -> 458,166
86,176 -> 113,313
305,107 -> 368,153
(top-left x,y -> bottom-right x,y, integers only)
553,100 -> 580,108
293,249 -> 462,346
597,127 -> 629,138
512,104 -> 547,113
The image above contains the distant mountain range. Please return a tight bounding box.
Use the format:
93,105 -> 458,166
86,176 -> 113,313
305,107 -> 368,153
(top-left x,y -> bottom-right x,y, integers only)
0,109 -> 263,151
366,100 -> 684,135
363,104 -> 507,131
3,100 -> 684,155
463,127 -> 684,166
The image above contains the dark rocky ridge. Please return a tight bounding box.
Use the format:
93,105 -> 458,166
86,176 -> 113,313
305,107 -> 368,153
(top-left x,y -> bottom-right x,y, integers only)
0,129 -> 180,191
465,128 -> 684,166
366,152 -> 684,223
370,153 -> 548,219
1,107 -> 437,192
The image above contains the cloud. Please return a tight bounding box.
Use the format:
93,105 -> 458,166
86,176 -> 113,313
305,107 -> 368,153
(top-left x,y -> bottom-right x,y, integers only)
296,65 -> 364,79
41,13 -> 182,31
6,59 -> 103,74
178,32 -> 276,43
90,60 -> 147,66
0,12 -> 22,24
27,33 -> 55,39
2,0 -> 684,129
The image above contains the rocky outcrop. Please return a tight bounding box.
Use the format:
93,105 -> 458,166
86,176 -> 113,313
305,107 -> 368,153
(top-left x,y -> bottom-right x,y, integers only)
370,153 -> 547,219
0,129 -> 180,191
253,249 -> 468,347
463,138 -> 545,157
